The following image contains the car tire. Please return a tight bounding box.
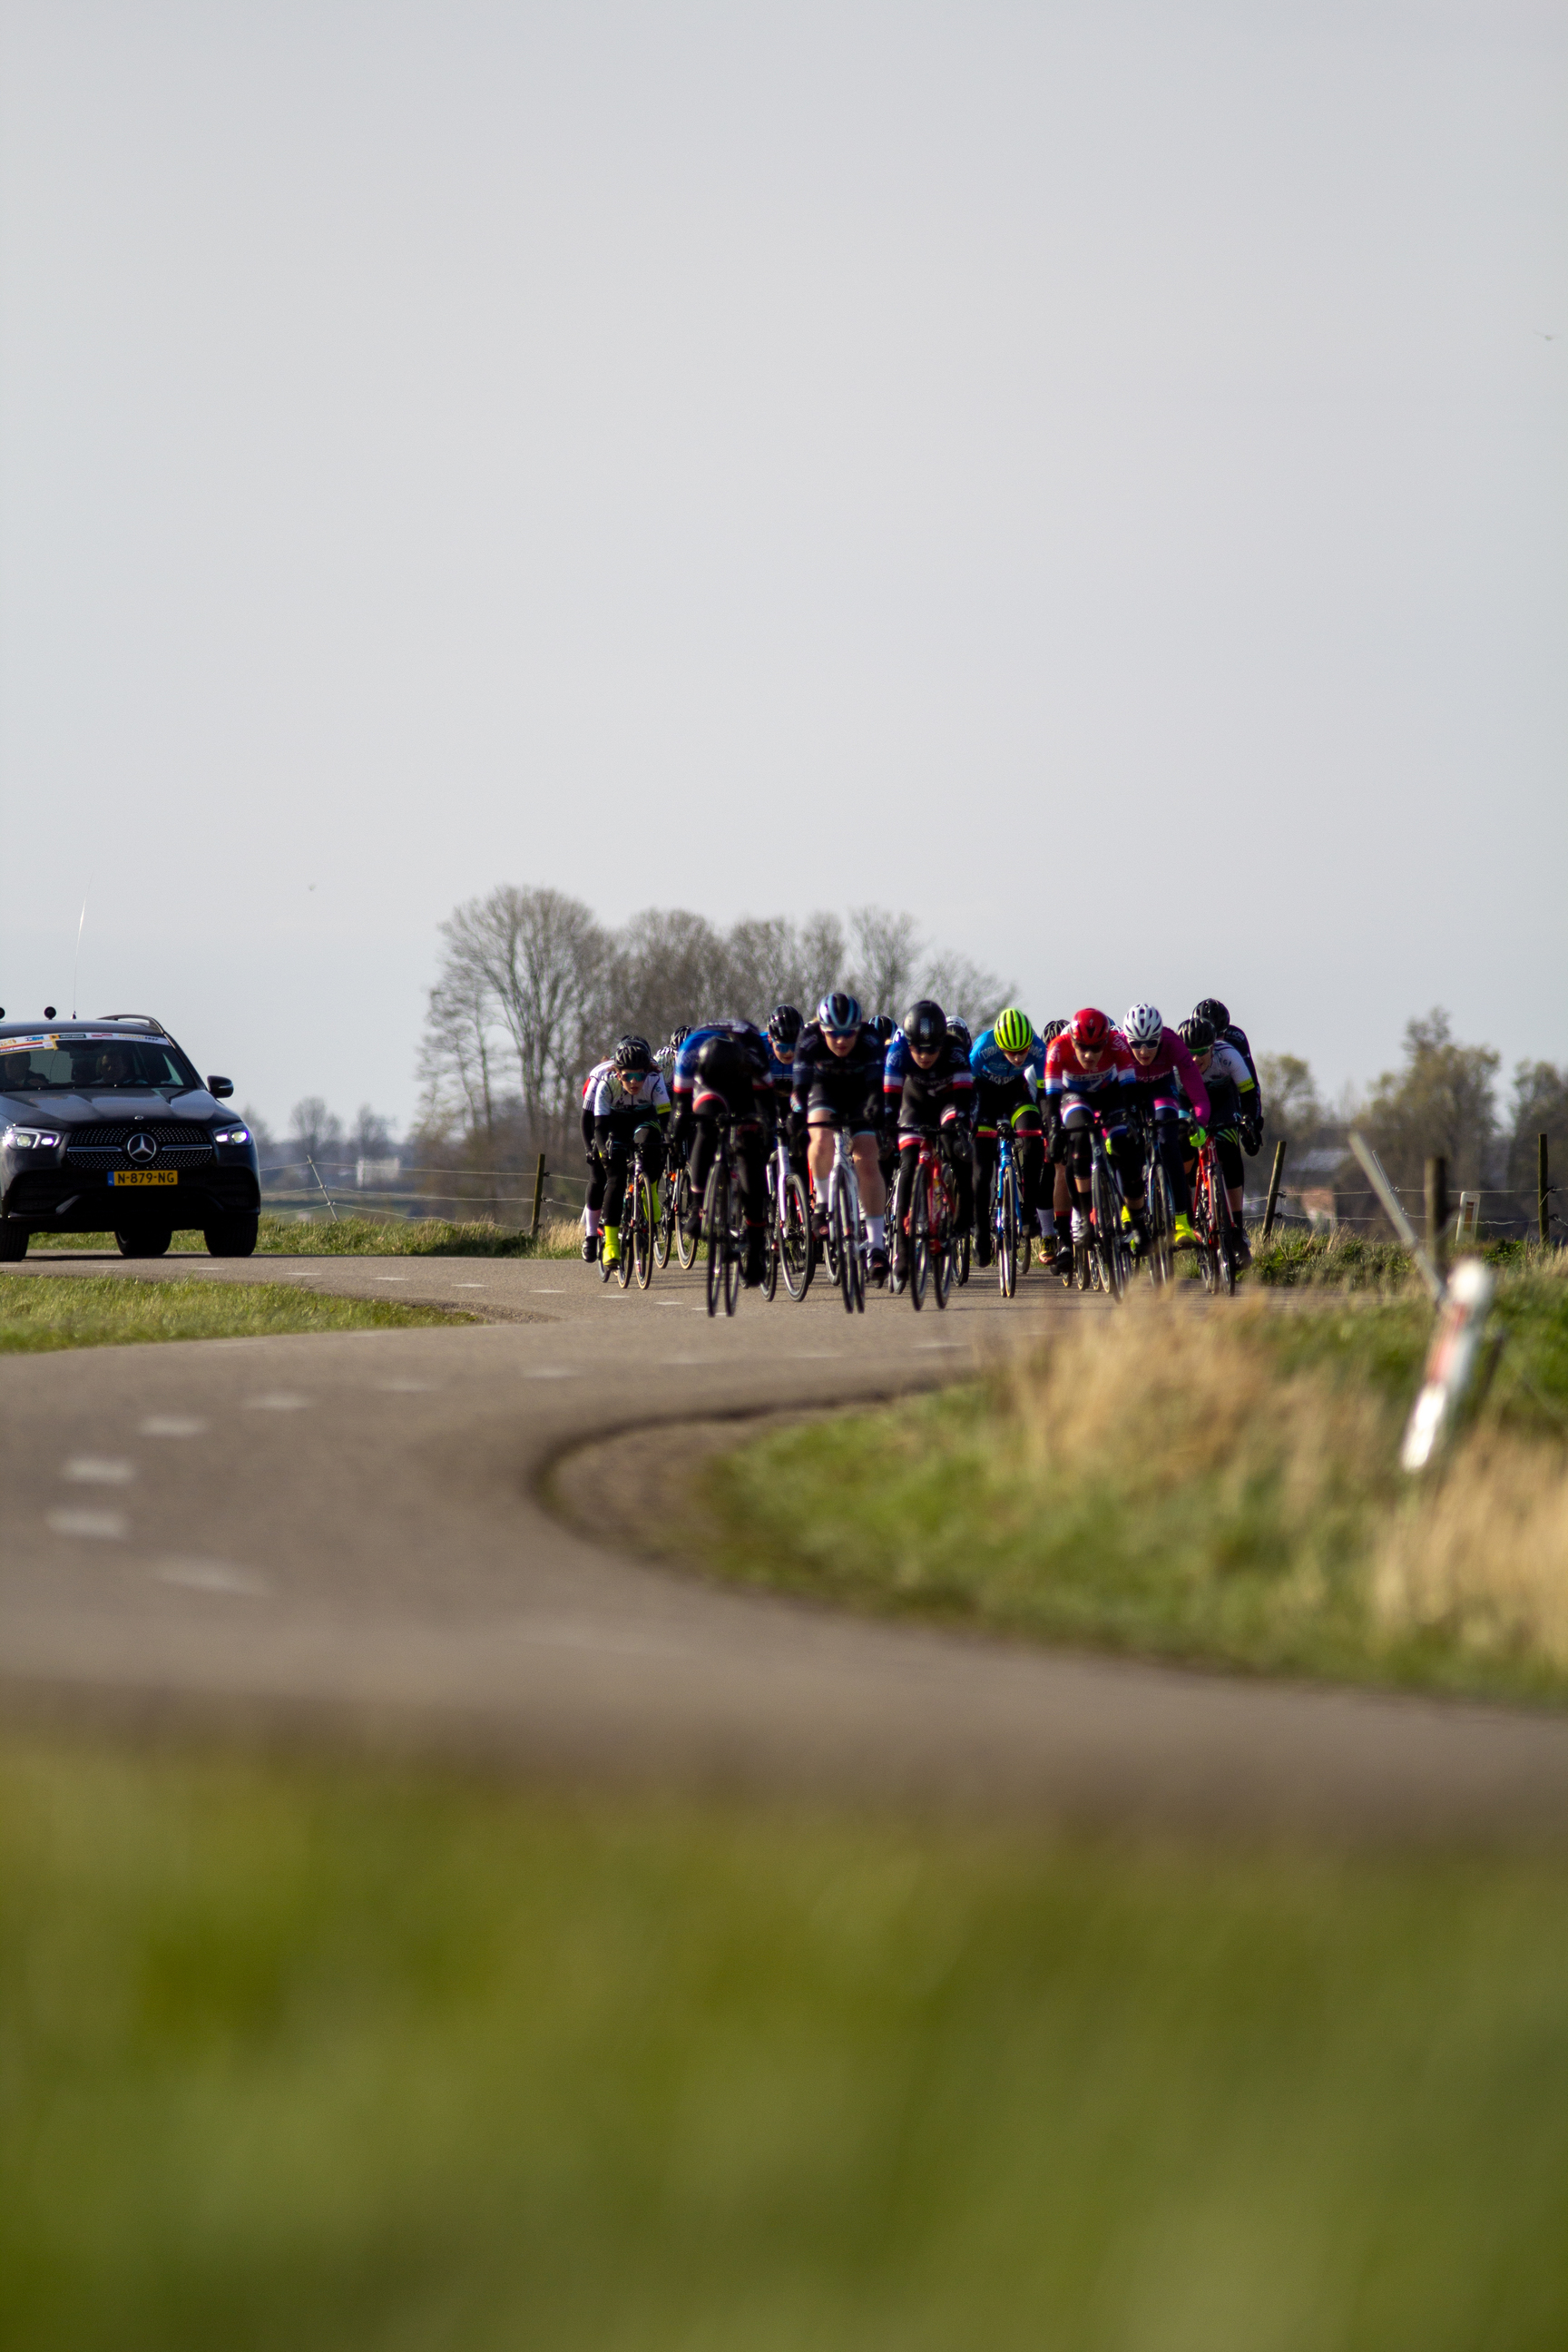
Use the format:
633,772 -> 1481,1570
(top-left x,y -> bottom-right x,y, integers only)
204,1214 -> 260,1259
116,1229 -> 172,1259
0,1220 -> 28,1261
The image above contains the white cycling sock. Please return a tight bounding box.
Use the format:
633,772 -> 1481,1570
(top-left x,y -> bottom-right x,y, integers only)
1037,1209 -> 1054,1238
1070,1207 -> 1087,1239
866,1213 -> 886,1250
583,1207 -> 602,1236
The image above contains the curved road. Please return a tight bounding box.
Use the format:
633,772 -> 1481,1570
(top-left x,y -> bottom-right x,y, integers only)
5,1247 -> 1568,1844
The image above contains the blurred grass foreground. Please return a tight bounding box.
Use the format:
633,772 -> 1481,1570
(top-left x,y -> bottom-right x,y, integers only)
3,1740 -> 1568,2350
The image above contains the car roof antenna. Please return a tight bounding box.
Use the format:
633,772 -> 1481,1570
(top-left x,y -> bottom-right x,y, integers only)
72,871 -> 93,1018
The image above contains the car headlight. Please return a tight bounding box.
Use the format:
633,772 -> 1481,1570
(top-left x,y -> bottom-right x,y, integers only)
212,1126 -> 251,1145
2,1125 -> 62,1151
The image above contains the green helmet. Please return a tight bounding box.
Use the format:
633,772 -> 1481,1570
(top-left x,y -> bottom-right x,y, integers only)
994,1005 -> 1034,1054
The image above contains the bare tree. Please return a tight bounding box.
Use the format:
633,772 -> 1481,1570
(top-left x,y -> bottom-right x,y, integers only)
848,906 -> 922,1015
438,885 -> 607,1138
920,948 -> 1010,1030
416,960 -> 501,1142
1358,1010 -> 1499,1193
290,1096 -> 343,1164
604,908 -> 733,1044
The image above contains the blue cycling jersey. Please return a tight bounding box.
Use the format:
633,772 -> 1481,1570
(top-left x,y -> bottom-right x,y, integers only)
672,1021 -> 769,1095
969,1028 -> 1044,1093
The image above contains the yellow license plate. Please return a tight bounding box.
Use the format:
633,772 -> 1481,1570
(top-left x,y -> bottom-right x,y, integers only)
109,1171 -> 178,1187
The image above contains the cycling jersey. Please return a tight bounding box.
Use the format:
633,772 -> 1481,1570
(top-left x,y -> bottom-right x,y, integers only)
969,1028 -> 1044,1094
1182,1040 -> 1256,1130
673,1022 -> 769,1102
791,1021 -> 886,1129
1125,1027 -> 1210,1127
1043,1031 -> 1138,1116
883,1034 -> 975,1130
589,1066 -> 671,1121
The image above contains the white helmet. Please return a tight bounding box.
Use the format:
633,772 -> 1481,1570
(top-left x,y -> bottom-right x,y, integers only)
1123,1002 -> 1163,1047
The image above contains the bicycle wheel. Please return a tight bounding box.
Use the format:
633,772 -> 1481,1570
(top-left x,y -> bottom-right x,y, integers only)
615,1197 -> 634,1288
634,1174 -> 655,1289
1146,1161 -> 1174,1288
704,1161 -> 727,1317
653,1176 -> 672,1269
956,1230 -> 971,1287
997,1161 -> 1018,1298
907,1171 -> 928,1310
781,1173 -> 812,1299
930,1170 -> 952,1309
1217,1190 -> 1240,1298
1195,1161 -> 1220,1296
675,1168 -> 698,1269
1073,1223 -> 1091,1290
1092,1156 -> 1126,1301
761,1199 -> 779,1300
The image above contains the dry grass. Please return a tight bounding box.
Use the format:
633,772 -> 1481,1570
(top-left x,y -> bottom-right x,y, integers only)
1377,1436 -> 1568,1671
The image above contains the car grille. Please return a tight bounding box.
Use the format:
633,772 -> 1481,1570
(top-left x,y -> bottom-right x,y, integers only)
65,1123 -> 214,1171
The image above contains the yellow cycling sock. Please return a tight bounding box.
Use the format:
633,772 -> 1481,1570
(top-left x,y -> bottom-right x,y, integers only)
603,1224 -> 621,1261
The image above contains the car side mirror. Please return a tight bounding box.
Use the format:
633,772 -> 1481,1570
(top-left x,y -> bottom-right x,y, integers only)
208,1075 -> 234,1099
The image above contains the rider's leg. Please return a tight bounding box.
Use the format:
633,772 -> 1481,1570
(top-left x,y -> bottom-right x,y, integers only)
1061,1103 -> 1094,1226
686,1100 -> 720,1228
849,1130 -> 887,1255
891,1133 -> 921,1269
1014,1110 -> 1046,1233
944,1122 -> 975,1233
973,1125 -> 998,1263
734,1119 -> 769,1282
806,1114 -> 837,1219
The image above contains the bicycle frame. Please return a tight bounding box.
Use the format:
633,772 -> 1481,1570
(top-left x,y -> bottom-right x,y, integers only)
824,1125 -> 865,1315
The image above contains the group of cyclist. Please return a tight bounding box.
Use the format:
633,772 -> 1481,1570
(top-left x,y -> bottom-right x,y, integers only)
578,991 -> 1263,1292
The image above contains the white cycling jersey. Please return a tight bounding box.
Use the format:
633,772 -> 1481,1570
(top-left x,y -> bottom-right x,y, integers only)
590,1065 -> 671,1119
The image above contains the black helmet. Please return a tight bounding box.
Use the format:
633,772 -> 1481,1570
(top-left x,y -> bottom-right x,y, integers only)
668,1024 -> 691,1051
946,1016 -> 972,1054
615,1034 -> 653,1073
818,990 -> 862,1037
869,1014 -> 895,1047
1040,1017 -> 1067,1043
1180,1015 -> 1216,1054
768,1004 -> 803,1052
1192,998 -> 1230,1034
904,998 -> 946,1052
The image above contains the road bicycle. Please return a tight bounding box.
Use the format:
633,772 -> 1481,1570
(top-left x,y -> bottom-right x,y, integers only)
819,1124 -> 866,1316
658,1161 -> 697,1270
1070,1114 -> 1132,1301
623,1142 -> 662,1292
993,1122 -> 1022,1298
1189,1128 -> 1241,1298
701,1114 -> 752,1318
1135,1111 -> 1177,1289
905,1125 -> 959,1311
765,1132 -> 813,1302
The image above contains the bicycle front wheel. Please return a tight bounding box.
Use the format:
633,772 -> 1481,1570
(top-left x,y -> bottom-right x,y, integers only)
828,1174 -> 854,1316
704,1162 -> 727,1317
781,1173 -> 812,1300
653,1176 -> 672,1269
634,1174 -> 655,1289
675,1168 -> 698,1269
1146,1162 -> 1174,1288
930,1170 -> 952,1309
997,1162 -> 1018,1298
1092,1156 -> 1126,1301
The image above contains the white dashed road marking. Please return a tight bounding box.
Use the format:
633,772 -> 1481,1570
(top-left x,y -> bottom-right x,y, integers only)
141,1416 -> 210,1437
244,1394 -> 311,1412
46,1509 -> 129,1540
155,1558 -> 271,1598
63,1457 -> 136,1484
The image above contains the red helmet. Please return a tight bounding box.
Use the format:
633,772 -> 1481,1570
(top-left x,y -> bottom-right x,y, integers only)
1072,1006 -> 1110,1049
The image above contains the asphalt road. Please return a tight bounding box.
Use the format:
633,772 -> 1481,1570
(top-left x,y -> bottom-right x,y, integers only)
6,1244 -> 1568,1844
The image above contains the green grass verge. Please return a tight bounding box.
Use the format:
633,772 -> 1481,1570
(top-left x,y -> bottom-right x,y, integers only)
30,1212 -> 581,1259
1247,1230 -> 1555,1289
0,1276 -> 466,1352
695,1268 -> 1568,1705
3,1739 -> 1567,2351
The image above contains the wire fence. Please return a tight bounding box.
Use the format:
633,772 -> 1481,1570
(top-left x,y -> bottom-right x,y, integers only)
257,1156 -> 587,1230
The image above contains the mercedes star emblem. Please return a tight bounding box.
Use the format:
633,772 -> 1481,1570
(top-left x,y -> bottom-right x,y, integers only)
126,1132 -> 159,1164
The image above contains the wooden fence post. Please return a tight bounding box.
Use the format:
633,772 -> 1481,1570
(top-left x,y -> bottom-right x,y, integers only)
1262,1139 -> 1288,1239
529,1153 -> 547,1239
1542,1134 -> 1552,1250
1426,1154 -> 1448,1273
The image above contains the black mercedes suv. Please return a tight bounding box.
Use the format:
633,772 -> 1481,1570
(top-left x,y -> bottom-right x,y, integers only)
0,1015 -> 261,1261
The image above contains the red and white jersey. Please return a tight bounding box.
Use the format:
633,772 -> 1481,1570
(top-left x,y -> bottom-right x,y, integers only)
1043,1030 -> 1138,1108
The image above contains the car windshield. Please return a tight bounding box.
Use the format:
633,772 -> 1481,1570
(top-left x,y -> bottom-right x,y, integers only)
0,1032 -> 203,1093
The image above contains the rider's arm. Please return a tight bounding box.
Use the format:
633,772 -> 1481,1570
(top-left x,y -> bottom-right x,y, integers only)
1167,1033 -> 1210,1127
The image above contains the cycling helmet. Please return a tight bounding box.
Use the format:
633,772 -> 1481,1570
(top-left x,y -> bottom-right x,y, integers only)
1040,1017 -> 1067,1043
904,998 -> 946,1052
993,1005 -> 1034,1054
1193,998 -> 1230,1033
767,1004 -> 803,1052
1122,1002 -> 1163,1048
1180,1015 -> 1216,1054
614,1034 -> 653,1073
870,1014 -> 895,1047
946,1016 -> 972,1055
1071,1007 -> 1111,1050
818,990 -> 862,1037
669,1024 -> 691,1051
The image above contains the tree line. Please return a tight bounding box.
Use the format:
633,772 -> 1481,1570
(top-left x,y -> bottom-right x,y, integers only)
414,885 -> 1009,1161
1259,1011 -> 1568,1230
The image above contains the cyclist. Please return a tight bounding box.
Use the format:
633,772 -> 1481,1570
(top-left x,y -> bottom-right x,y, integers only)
968,1006 -> 1046,1269
1043,1008 -> 1142,1261
1192,997 -> 1266,1159
672,1018 -> 771,1286
1177,1014 -> 1258,1266
884,998 -> 975,1281
791,992 -> 890,1284
1121,1002 -> 1210,1250
580,1035 -> 671,1266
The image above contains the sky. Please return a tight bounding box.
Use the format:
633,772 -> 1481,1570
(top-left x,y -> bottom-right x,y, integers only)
1,0 -> 1563,1135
